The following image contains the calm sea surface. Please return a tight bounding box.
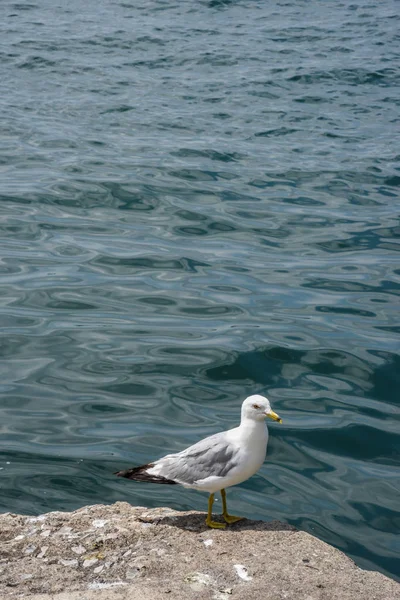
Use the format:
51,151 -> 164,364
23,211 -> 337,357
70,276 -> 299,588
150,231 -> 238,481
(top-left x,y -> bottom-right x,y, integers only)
0,0 -> 399,580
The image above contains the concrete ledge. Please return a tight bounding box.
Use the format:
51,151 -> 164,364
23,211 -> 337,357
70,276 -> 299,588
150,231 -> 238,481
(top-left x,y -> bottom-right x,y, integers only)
0,502 -> 398,599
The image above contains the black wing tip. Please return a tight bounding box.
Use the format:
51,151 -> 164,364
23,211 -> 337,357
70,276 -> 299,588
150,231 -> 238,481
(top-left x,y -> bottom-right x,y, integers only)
114,464 -> 178,485
114,463 -> 152,479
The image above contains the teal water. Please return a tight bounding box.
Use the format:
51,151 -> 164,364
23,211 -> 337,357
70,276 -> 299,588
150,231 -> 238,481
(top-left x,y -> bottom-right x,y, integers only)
0,0 -> 399,580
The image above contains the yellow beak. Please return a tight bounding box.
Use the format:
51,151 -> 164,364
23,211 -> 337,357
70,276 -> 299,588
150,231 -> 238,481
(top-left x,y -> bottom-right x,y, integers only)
265,410 -> 282,424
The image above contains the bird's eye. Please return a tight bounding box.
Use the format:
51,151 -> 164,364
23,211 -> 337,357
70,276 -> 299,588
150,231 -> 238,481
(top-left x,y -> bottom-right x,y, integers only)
252,404 -> 260,409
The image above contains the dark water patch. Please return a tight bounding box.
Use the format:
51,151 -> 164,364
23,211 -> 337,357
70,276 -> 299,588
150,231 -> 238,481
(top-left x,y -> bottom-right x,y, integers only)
18,55 -> 58,69
315,229 -> 400,253
100,182 -> 160,211
172,211 -> 238,236
11,3 -> 38,10
288,68 -> 398,86
100,382 -> 156,397
171,148 -> 245,162
89,256 -> 210,274
315,306 -> 376,317
207,0 -> 237,8
205,345 -> 375,394
350,502 -> 400,534
295,425 -> 399,465
173,224 -> 235,236
137,296 -> 177,307
255,128 -> 298,137
46,300 -> 97,311
168,168 -> 238,182
179,305 -> 243,317
304,278 -> 400,296
294,95 -> 327,103
101,105 -> 135,114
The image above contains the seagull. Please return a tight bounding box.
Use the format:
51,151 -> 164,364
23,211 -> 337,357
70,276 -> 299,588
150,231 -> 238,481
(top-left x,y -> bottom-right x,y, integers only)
115,394 -> 282,528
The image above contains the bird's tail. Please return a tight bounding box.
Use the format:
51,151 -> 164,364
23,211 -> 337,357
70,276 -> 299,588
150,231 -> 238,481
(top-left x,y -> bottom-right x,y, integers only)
114,463 -> 177,485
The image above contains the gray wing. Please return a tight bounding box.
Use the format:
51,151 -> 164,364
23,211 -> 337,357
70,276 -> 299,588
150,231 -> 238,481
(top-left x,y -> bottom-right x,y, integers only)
154,432 -> 239,485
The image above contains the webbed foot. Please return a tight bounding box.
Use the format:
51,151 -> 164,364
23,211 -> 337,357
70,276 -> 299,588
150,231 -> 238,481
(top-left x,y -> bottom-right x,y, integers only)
222,514 -> 244,524
206,518 -> 226,529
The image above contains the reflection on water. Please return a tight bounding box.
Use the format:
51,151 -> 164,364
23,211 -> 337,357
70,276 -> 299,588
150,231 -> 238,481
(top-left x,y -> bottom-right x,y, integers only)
0,0 -> 399,581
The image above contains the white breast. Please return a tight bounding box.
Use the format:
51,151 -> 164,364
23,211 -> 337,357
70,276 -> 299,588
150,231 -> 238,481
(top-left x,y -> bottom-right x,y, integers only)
191,423 -> 269,494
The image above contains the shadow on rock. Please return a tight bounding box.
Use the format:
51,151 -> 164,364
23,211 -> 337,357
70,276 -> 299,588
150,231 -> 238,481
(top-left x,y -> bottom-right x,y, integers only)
139,511 -> 296,533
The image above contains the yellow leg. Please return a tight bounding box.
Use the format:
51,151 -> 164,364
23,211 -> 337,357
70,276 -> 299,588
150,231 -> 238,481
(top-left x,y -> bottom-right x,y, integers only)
221,488 -> 243,524
205,493 -> 226,529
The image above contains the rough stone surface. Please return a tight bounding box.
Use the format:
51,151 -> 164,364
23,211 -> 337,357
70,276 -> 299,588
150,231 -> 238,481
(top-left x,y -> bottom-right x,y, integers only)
0,502 -> 398,600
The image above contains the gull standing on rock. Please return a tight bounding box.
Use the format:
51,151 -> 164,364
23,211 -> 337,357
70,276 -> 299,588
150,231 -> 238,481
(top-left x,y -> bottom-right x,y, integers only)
115,394 -> 282,529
